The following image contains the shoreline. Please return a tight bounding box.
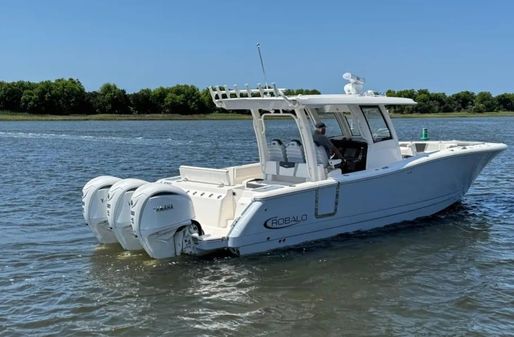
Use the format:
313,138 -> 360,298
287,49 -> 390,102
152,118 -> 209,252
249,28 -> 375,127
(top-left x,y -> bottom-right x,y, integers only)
1,111 -> 514,121
391,111 -> 514,118
0,112 -> 252,121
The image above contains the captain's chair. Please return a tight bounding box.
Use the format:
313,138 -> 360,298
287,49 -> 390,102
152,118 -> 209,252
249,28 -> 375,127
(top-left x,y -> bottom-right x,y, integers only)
315,143 -> 329,167
314,141 -> 342,172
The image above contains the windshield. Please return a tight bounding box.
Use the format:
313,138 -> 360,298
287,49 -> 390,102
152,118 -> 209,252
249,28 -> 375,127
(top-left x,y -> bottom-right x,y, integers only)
361,106 -> 392,142
343,111 -> 361,136
314,110 -> 344,138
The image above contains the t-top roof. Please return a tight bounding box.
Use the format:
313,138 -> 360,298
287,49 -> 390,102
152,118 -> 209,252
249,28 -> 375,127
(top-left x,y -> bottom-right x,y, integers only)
212,93 -> 416,111
295,94 -> 416,106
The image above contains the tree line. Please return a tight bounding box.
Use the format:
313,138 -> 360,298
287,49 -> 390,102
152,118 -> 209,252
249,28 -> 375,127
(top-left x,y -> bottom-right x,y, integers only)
0,78 -> 513,115
386,89 -> 514,114
0,79 -> 218,115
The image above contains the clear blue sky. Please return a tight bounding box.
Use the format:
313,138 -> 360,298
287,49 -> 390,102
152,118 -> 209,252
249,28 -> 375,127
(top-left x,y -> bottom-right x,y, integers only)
1,0 -> 513,94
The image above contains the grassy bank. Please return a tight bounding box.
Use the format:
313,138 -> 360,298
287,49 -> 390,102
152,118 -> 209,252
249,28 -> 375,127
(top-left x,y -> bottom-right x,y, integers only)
0,111 -> 252,121
390,111 -> 514,118
2,110 -> 514,121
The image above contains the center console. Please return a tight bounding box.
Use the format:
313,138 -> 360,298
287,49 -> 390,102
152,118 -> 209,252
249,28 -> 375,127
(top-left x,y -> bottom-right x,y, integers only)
331,138 -> 368,173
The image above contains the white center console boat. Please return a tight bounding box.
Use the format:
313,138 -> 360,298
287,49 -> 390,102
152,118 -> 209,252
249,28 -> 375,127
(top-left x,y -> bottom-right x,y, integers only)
82,74 -> 507,259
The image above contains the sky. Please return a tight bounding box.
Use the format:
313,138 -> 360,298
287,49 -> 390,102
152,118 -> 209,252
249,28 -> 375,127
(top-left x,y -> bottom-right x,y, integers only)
0,0 -> 513,94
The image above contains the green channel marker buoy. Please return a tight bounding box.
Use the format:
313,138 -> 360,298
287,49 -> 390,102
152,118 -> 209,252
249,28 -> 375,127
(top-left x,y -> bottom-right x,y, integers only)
420,128 -> 429,141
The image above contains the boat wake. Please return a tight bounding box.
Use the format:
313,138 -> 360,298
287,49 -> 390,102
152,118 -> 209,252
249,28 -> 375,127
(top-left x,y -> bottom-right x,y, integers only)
0,131 -> 197,146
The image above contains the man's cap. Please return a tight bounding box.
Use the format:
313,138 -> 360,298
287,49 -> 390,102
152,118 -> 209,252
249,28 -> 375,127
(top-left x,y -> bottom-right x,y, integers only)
315,122 -> 326,128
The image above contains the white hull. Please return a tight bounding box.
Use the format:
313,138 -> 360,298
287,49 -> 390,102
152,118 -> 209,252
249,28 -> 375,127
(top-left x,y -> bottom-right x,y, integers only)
229,147 -> 498,255
82,141 -> 505,258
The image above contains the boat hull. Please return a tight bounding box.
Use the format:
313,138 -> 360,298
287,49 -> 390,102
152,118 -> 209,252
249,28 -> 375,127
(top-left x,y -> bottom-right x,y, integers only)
228,146 -> 503,255
80,142 -> 506,258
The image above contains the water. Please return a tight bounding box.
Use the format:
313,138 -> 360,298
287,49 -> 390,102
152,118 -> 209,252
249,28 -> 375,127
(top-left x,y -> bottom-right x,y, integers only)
1,118 -> 513,336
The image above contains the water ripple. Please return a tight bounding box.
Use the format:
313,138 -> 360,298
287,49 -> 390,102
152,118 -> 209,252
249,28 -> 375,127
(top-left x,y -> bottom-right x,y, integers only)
0,119 -> 513,336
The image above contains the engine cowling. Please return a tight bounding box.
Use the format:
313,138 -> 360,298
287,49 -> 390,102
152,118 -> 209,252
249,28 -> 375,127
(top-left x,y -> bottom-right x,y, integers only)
82,175 -> 122,244
106,178 -> 148,251
130,183 -> 195,259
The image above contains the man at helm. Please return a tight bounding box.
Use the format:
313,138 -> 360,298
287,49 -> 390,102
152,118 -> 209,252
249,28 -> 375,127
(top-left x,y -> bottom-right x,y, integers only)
312,122 -> 343,159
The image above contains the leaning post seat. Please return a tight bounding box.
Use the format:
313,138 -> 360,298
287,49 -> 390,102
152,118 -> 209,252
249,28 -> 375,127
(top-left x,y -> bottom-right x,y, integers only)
277,140 -> 308,178
268,139 -> 287,162
264,139 -> 287,179
285,139 -> 305,163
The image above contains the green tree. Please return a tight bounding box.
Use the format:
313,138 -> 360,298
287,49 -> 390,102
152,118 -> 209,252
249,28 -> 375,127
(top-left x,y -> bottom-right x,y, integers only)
413,89 -> 436,114
150,87 -> 169,113
162,84 -> 205,115
451,91 -> 476,111
20,80 -> 59,114
54,78 -> 87,114
200,88 -> 218,113
395,89 -> 417,99
84,91 -> 98,114
430,92 -> 456,113
473,91 -> 497,113
495,93 -> 514,111
18,78 -> 86,114
93,83 -> 130,114
385,89 -> 397,97
284,89 -> 321,95
129,88 -> 159,114
19,90 -> 39,113
0,81 -> 36,111
385,89 -> 418,114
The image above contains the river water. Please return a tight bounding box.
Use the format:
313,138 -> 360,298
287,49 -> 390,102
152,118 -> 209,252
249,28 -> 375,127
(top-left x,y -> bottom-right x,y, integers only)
0,118 -> 513,336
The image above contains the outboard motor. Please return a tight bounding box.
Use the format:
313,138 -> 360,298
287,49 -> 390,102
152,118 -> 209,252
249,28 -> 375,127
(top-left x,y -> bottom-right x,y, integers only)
106,178 -> 148,251
82,176 -> 122,244
130,183 -> 197,259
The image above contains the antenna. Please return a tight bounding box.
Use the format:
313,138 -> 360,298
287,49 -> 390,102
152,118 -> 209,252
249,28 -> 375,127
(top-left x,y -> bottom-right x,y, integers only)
256,43 -> 269,89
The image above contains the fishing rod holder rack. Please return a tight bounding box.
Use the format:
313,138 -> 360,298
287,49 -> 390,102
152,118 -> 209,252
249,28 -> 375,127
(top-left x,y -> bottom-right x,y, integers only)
209,83 -> 286,101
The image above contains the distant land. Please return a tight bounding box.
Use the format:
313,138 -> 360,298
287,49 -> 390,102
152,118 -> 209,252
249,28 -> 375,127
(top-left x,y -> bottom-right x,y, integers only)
1,78 -> 513,120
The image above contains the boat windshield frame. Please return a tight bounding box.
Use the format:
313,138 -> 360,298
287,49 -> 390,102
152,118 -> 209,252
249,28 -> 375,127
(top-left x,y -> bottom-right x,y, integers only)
209,86 -> 416,182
